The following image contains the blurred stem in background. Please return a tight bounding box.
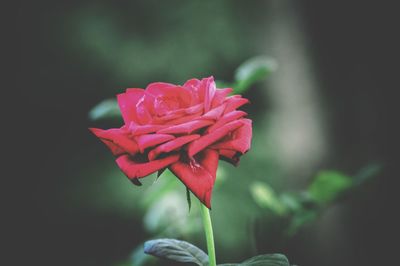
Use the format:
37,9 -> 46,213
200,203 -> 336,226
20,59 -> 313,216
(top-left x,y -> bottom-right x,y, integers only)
200,202 -> 216,266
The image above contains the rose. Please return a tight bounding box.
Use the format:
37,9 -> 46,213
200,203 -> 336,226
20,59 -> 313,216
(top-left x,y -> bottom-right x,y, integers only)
90,76 -> 252,208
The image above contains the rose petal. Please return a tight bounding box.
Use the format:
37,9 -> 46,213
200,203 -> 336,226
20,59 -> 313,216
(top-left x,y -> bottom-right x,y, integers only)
169,149 -> 219,208
89,127 -> 139,155
183,78 -> 201,89
135,97 -> 152,124
164,111 -> 203,125
183,78 -> 201,104
148,134 -> 200,161
116,153 -> 180,179
184,103 -> 203,115
223,96 -> 249,114
210,118 -> 252,154
157,119 -> 214,135
117,89 -> 145,125
135,134 -> 175,153
187,120 -> 244,157
206,110 -> 247,133
146,83 -> 192,112
219,149 -> 240,166
199,76 -> 216,113
129,123 -> 167,136
89,129 -> 125,156
199,103 -> 226,120
211,88 -> 233,108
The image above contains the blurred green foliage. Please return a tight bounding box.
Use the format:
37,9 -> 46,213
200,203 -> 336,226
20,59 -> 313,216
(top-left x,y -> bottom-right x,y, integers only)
250,165 -> 380,237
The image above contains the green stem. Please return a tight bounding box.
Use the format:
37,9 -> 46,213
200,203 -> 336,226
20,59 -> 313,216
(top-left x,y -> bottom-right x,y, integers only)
199,201 -> 216,266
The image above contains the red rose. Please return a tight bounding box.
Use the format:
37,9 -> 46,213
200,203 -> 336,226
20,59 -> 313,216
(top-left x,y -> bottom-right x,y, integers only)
90,76 -> 252,208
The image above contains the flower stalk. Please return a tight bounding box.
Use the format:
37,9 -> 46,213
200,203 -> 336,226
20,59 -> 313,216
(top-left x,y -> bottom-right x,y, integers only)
200,201 -> 216,266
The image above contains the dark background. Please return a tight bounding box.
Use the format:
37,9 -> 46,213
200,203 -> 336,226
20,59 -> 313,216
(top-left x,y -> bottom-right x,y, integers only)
13,1 -> 399,265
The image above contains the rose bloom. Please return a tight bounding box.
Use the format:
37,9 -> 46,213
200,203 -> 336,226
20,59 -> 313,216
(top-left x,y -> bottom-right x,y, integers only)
90,76 -> 251,208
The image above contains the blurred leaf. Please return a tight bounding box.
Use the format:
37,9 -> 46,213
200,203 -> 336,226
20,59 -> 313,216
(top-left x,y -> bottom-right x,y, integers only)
250,181 -> 287,215
143,192 -> 190,234
219,253 -> 290,266
286,209 -> 318,236
140,170 -> 179,209
89,98 -> 120,121
233,56 -> 277,94
279,193 -> 302,213
353,163 -> 382,186
308,171 -> 352,205
144,238 -> 208,266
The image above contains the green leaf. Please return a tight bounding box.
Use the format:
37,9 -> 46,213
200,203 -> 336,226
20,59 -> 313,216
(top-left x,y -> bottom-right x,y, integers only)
219,253 -> 290,266
233,56 -> 277,94
308,170 -> 352,205
250,181 -> 287,215
144,238 -> 209,266
88,98 -> 120,121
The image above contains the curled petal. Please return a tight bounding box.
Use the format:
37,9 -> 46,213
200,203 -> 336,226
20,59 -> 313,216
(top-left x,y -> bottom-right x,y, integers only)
117,89 -> 145,125
135,97 -> 152,124
183,78 -> 201,104
157,119 -> 213,135
183,78 -> 201,89
187,120 -> 244,157
200,103 -> 226,120
211,88 -> 233,108
169,149 -> 219,208
211,118 -> 252,154
135,134 -> 175,153
89,127 -> 138,155
148,134 -> 200,161
199,76 -> 216,113
116,153 -> 180,180
146,82 -> 176,94
223,96 -> 249,114
206,110 -> 247,133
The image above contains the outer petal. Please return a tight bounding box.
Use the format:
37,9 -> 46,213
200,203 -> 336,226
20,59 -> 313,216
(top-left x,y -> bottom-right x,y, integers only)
135,134 -> 174,153
148,134 -> 200,161
187,120 -> 244,157
169,149 -> 219,208
199,103 -> 226,120
129,123 -> 167,136
117,89 -> 145,125
206,110 -> 247,133
116,153 -> 180,179
210,118 -> 252,154
89,127 -> 139,155
219,149 -> 240,166
223,96 -> 249,114
157,119 -> 213,134
211,88 -> 233,108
